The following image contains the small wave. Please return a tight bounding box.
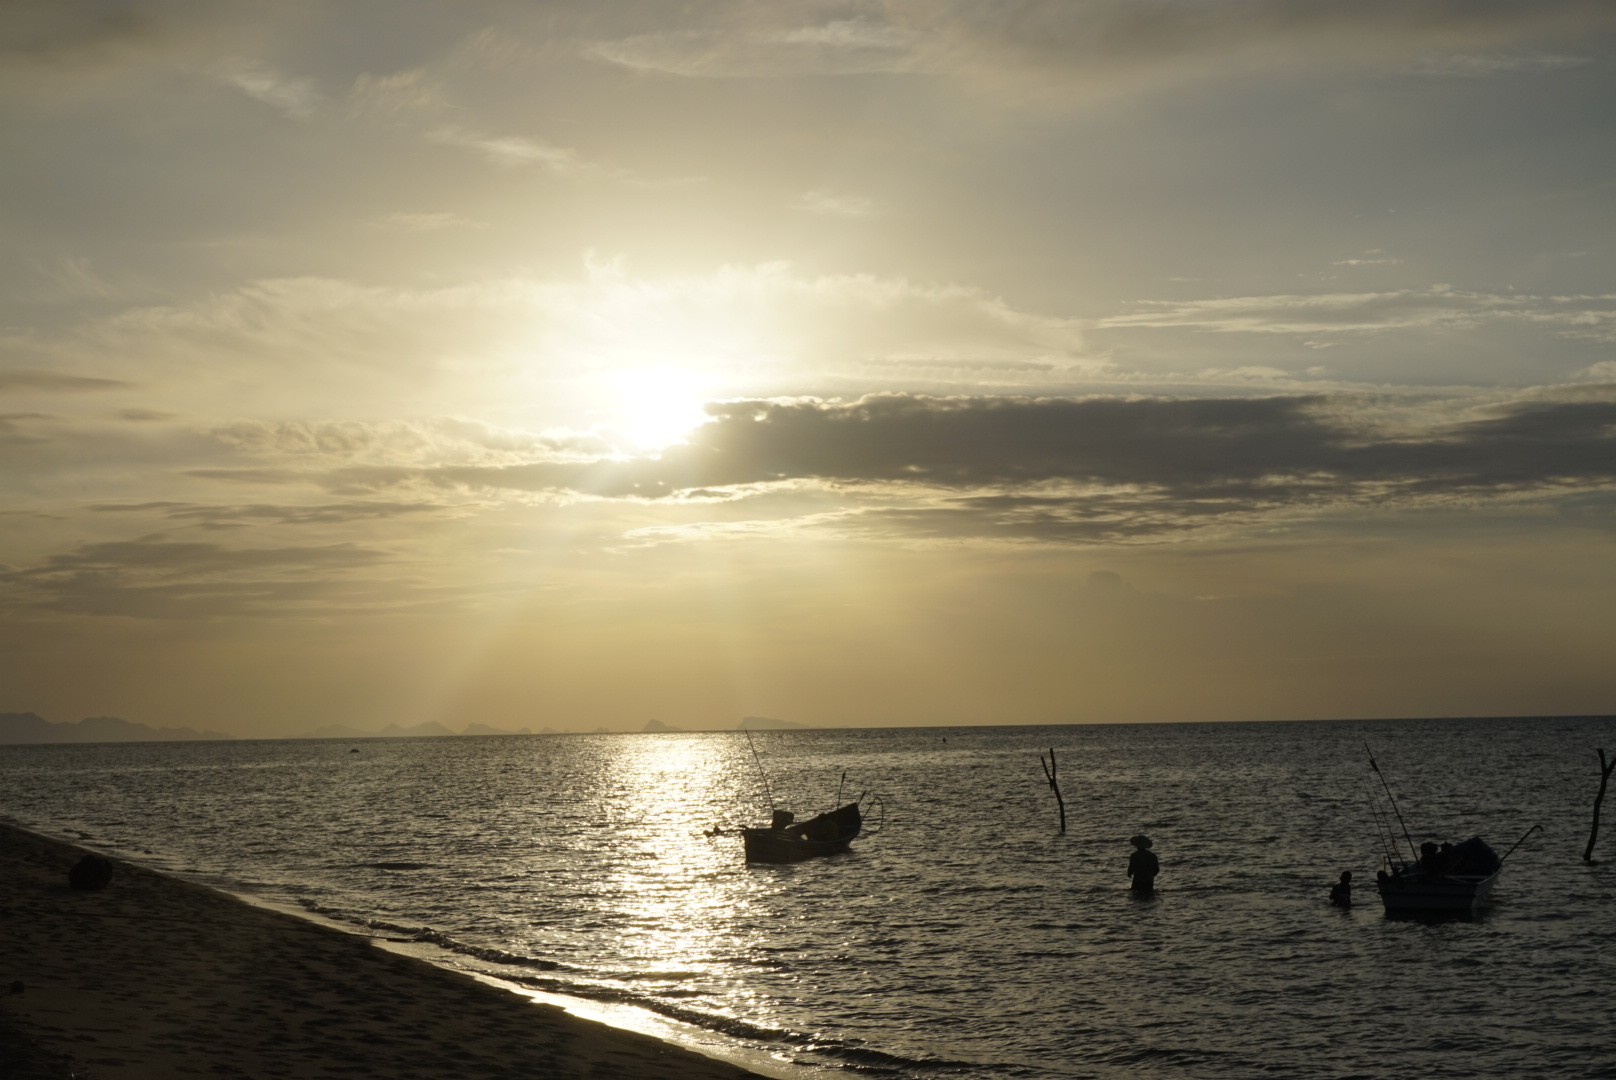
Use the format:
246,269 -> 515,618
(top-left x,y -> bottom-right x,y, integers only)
498,975 -> 798,1043
356,862 -> 433,871
293,900 -> 567,971
800,1042 -> 987,1073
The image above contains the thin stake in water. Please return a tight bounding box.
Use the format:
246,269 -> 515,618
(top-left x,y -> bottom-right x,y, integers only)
1039,748 -> 1066,834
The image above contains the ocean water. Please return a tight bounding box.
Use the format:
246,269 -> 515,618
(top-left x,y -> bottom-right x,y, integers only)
3,718 -> 1615,1079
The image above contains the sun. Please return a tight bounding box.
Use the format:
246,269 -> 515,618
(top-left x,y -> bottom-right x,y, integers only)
606,368 -> 714,450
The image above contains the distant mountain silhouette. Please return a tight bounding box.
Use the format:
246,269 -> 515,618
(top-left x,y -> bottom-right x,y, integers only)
642,719 -> 683,732
296,721 -> 535,739
0,712 -> 236,744
738,716 -> 806,730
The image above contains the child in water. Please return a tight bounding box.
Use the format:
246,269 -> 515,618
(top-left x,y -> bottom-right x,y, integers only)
1330,870 -> 1352,907
1128,834 -> 1158,893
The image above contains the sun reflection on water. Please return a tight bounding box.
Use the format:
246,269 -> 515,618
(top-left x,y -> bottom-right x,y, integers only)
596,735 -> 771,992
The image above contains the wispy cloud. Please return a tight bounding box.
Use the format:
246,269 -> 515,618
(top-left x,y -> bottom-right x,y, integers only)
0,535 -> 396,618
426,127 -> 592,172
1096,287 -> 1616,340
34,264 -> 1097,409
0,370 -> 130,393
793,190 -> 876,217
583,1 -> 1616,87
216,60 -> 317,117
27,256 -> 121,301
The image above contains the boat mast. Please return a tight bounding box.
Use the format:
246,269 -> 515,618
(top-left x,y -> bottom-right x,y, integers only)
744,729 -> 776,812
1365,742 -> 1417,864
1363,779 -> 1399,866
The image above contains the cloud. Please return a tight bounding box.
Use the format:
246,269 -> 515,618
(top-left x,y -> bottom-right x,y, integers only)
586,15 -> 929,78
328,391 -> 1616,543
207,417 -> 616,464
216,60 -> 317,117
0,371 -> 130,392
89,500 -> 450,526
32,265 -> 1096,413
27,257 -> 122,301
582,1 -> 1616,86
793,190 -> 876,217
426,127 -> 594,173
1095,287 -> 1616,341
0,0 -> 206,95
0,535 -> 397,618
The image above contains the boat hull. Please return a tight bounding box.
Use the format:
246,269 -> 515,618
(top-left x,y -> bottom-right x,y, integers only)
742,801 -> 863,864
1376,869 -> 1500,913
742,830 -> 852,863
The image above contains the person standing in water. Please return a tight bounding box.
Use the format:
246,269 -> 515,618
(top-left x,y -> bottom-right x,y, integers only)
1329,870 -> 1352,908
1127,834 -> 1159,894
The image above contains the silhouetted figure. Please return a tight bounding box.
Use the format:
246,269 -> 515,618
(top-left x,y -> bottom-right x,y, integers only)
1330,870 -> 1352,907
68,854 -> 113,891
1419,841 -> 1441,872
1127,834 -> 1158,894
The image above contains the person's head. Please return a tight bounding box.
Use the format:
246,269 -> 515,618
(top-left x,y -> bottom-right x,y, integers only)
1340,871 -> 1352,883
1129,834 -> 1153,850
1421,842 -> 1438,857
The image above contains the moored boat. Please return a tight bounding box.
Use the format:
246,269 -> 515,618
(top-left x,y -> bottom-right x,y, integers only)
1363,743 -> 1538,917
742,802 -> 863,864
1375,836 -> 1502,914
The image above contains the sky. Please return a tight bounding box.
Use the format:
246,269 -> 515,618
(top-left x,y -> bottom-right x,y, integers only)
3,0 -> 1615,736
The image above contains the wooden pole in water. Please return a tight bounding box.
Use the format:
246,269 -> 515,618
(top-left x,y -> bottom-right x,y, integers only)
1039,749 -> 1066,835
1583,749 -> 1615,864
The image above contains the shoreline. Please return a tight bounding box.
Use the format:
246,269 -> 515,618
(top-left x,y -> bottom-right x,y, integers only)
0,821 -> 775,1080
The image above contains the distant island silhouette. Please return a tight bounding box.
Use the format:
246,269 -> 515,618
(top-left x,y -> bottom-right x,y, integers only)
2,711 -> 818,742
0,712 -> 235,744
0,713 -> 546,744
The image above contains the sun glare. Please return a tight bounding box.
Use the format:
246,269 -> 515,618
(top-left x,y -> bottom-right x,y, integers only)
606,368 -> 714,450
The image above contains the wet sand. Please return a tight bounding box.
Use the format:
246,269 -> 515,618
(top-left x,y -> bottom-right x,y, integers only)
0,822 -> 770,1080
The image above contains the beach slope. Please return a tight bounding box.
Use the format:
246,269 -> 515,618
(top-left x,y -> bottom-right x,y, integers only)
0,822 -> 768,1080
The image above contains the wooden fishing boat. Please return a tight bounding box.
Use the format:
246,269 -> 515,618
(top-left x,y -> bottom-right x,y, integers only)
1375,838 -> 1502,914
1363,744 -> 1537,917
742,802 -> 863,864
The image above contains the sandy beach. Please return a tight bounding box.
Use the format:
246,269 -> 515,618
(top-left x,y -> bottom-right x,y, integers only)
0,822 -> 770,1080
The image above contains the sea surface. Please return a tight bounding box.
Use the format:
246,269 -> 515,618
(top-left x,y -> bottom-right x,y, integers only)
3,718 -> 1615,1079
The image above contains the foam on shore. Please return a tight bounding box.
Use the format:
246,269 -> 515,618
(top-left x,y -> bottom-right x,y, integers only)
0,821 -> 773,1080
